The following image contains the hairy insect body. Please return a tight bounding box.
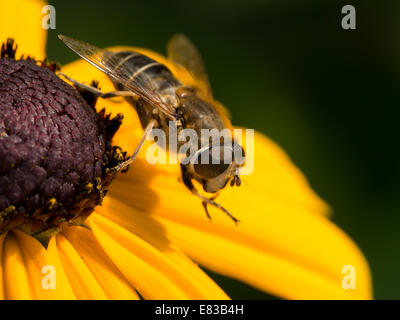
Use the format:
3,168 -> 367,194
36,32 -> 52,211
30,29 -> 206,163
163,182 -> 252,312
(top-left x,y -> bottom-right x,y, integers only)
111,51 -> 227,151
59,34 -> 243,222
112,51 -> 180,132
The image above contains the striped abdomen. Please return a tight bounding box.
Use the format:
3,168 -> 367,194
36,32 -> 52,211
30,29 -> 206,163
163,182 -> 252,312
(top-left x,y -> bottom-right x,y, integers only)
111,50 -> 181,106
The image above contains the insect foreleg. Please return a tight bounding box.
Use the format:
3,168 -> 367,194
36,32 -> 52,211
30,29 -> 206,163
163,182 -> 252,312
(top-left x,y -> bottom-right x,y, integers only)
180,165 -> 239,224
107,118 -> 158,174
58,72 -> 137,99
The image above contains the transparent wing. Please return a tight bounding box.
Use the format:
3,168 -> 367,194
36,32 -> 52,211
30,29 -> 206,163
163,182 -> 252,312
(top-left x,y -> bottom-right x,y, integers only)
167,34 -> 213,98
59,35 -> 177,119
167,34 -> 231,119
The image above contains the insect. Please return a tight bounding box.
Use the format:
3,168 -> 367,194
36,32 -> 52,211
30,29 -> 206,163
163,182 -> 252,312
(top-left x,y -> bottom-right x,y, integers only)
58,34 -> 245,223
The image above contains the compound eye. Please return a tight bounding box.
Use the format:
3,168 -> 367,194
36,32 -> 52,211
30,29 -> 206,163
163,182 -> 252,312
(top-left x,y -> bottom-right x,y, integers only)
193,147 -> 230,179
194,162 -> 230,179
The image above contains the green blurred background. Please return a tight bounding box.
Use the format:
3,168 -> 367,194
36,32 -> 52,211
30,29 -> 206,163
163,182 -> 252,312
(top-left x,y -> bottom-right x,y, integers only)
46,0 -> 400,299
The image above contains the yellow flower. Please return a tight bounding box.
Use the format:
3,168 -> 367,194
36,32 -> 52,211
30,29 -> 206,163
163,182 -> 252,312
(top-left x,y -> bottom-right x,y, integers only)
0,0 -> 372,300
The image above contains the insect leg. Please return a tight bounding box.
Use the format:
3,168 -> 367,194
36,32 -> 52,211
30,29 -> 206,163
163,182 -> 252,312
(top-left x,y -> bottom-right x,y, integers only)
58,72 -> 136,99
180,165 -> 239,224
107,118 -> 158,174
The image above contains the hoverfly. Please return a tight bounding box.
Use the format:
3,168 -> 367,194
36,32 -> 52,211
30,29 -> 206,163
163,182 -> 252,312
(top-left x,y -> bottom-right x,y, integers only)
58,34 -> 245,223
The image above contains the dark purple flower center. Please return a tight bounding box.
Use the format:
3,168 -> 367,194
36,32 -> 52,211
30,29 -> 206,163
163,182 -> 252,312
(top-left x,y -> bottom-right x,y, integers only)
0,39 -> 127,243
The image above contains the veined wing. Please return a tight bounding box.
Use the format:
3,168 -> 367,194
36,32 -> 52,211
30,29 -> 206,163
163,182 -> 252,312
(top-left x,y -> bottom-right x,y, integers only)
59,35 -> 177,120
167,34 -> 231,119
168,34 -> 212,98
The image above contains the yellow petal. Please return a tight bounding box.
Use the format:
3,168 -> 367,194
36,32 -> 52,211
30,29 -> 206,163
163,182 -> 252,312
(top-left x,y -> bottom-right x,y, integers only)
0,232 -> 7,299
61,226 -> 139,300
12,230 -> 75,299
55,233 -> 108,299
88,212 -> 228,299
110,177 -> 372,299
0,0 -> 47,60
242,132 -> 330,216
95,197 -> 229,299
3,233 -> 31,299
157,218 -> 371,300
46,237 -> 77,299
107,132 -> 371,299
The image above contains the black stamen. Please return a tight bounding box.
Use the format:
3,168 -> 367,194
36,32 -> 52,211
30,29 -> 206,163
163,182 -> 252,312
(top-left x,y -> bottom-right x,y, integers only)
1,38 -> 17,59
